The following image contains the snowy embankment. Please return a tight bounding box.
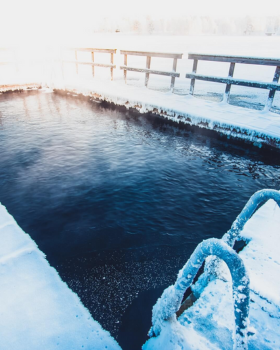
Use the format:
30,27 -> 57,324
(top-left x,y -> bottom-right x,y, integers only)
51,76 -> 280,149
143,195 -> 280,350
0,204 -> 121,350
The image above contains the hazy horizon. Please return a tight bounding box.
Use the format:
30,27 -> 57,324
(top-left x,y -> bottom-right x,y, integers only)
1,0 -> 280,46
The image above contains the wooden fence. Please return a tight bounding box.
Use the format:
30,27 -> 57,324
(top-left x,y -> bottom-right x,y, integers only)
1,48 -> 280,112
63,48 -> 117,80
186,53 -> 280,110
120,50 -> 183,92
0,48 -> 19,72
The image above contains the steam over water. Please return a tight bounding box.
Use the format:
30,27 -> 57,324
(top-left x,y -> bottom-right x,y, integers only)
0,90 -> 279,349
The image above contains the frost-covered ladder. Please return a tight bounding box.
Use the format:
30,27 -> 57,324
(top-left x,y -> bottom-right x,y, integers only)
149,189 -> 280,350
150,238 -> 250,350
184,189 -> 280,303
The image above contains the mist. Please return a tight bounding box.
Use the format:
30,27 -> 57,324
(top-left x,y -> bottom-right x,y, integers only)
90,15 -> 280,36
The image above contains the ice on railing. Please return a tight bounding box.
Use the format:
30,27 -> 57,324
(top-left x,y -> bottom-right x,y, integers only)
0,203 -> 121,350
193,189 -> 280,300
144,189 -> 280,350
224,189 -> 280,247
147,238 -> 250,350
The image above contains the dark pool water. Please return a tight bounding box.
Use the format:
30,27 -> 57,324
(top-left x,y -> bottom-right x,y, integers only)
0,90 -> 279,349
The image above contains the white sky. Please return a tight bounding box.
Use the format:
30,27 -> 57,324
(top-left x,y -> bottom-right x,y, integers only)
0,0 -> 279,45
2,0 -> 279,19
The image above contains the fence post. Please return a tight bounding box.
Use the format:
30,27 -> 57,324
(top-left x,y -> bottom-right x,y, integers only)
223,62 -> 235,103
190,59 -> 198,95
266,66 -> 280,111
59,47 -> 64,80
124,54 -> 127,83
75,50 -> 78,74
110,52 -> 114,81
145,56 -> 151,87
170,58 -> 177,92
91,52 -> 94,77
13,49 -> 19,73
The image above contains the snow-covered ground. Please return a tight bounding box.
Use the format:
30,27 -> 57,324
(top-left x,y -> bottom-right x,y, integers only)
144,194 -> 280,350
0,203 -> 121,350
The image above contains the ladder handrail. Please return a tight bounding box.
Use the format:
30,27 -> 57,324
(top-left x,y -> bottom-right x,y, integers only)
150,238 -> 250,350
224,189 -> 280,247
192,189 -> 280,303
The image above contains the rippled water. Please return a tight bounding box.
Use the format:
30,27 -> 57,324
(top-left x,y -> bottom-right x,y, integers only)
0,90 -> 279,349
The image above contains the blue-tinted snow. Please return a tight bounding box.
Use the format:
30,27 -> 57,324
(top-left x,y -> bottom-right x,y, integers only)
0,204 -> 121,350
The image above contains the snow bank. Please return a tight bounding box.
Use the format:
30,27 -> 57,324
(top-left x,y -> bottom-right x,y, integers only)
0,204 -> 121,350
239,198 -> 280,305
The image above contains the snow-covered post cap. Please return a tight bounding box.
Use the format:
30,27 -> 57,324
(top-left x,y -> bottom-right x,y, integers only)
149,238 -> 250,350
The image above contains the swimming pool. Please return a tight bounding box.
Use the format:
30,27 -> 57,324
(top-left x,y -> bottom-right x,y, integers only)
0,90 -> 279,349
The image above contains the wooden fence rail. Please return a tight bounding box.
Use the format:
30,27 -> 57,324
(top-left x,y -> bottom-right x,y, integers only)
0,48 -> 19,72
186,53 -> 280,110
120,50 -> 183,92
64,48 -> 117,80
1,48 -> 280,113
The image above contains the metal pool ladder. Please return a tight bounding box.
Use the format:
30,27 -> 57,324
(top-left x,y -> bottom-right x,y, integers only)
148,189 -> 280,350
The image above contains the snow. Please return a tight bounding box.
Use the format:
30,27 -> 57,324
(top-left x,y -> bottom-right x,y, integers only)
187,52 -> 280,61
239,199 -> 280,305
148,238 -> 250,349
143,316 -> 220,350
143,194 -> 280,349
1,36 -> 280,148
0,204 -> 121,350
50,76 -> 280,149
1,36 -> 280,349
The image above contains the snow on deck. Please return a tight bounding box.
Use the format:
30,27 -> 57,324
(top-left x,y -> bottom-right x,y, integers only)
0,203 -> 121,350
51,76 -> 280,149
1,36 -> 280,149
143,198 -> 280,350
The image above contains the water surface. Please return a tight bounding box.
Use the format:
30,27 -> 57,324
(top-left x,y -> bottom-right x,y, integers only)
0,90 -> 279,349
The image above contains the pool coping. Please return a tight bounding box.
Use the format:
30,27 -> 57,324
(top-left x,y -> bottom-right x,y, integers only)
50,77 -> 280,151
1,80 -> 280,150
